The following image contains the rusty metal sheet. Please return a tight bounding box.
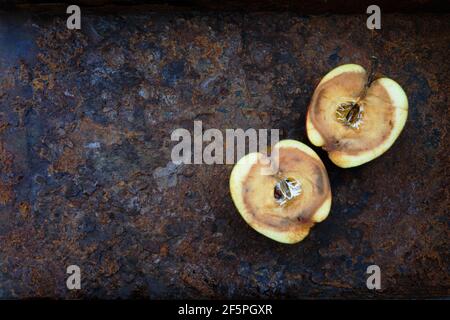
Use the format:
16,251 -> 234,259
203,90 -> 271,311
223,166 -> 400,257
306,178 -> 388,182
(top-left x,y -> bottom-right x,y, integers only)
0,6 -> 448,298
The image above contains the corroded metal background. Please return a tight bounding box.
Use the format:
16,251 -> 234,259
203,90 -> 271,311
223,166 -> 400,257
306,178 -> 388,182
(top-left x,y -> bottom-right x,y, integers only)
0,7 -> 449,298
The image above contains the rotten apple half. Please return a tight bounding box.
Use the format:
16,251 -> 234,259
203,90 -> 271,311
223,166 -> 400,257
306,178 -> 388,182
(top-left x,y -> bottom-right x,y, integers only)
229,140 -> 331,244
306,63 -> 408,168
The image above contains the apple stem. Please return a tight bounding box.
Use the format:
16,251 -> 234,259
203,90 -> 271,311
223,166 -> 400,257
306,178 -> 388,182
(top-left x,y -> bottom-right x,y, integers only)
367,55 -> 379,87
357,55 -> 379,103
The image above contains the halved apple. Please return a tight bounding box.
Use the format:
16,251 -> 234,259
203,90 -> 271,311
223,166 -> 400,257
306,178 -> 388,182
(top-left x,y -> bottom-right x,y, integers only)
229,140 -> 332,244
306,64 -> 408,168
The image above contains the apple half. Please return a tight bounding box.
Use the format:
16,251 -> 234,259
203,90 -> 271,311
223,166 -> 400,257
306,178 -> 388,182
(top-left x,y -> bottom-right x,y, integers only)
229,140 -> 332,244
306,64 -> 408,168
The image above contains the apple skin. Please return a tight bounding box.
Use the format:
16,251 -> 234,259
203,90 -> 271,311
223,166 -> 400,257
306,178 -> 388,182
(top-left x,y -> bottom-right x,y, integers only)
306,64 -> 408,168
229,140 -> 332,244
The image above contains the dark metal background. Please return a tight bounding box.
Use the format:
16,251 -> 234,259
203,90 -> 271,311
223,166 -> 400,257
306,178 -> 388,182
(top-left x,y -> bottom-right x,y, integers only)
0,3 -> 449,298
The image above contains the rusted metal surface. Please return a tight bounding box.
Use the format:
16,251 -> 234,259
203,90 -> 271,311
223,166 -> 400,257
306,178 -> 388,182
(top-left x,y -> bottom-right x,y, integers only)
0,8 -> 449,298
2,1 -> 448,14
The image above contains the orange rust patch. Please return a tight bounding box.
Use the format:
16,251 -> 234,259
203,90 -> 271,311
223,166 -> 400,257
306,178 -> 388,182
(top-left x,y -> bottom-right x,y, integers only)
159,243 -> 169,257
0,68 -> 15,91
50,147 -> 84,175
0,119 -> 8,134
19,202 -> 31,217
0,181 -> 14,205
0,142 -> 15,205
99,257 -> 120,277
78,118 -> 123,146
50,118 -> 126,174
194,35 -> 223,62
32,69 -> 55,91
0,141 -> 14,173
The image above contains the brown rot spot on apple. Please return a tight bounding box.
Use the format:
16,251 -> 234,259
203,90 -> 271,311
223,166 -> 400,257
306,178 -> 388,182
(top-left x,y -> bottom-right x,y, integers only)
229,140 -> 332,244
296,216 -> 308,223
314,168 -> 325,195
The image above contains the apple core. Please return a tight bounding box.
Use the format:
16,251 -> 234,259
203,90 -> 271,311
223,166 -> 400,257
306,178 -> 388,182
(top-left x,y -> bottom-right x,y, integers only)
336,101 -> 364,129
273,177 -> 302,206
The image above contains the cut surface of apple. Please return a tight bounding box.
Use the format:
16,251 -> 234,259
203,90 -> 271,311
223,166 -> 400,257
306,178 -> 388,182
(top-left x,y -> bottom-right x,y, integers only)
229,140 -> 332,244
306,64 -> 408,168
